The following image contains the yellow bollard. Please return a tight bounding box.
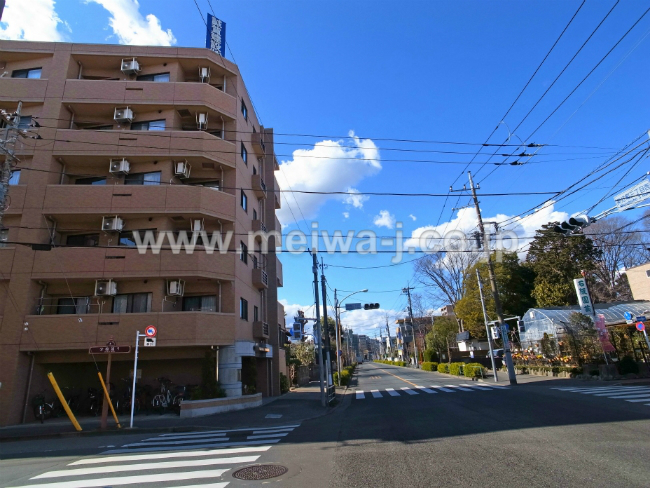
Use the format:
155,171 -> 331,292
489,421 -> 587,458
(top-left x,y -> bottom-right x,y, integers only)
98,372 -> 121,429
46,372 -> 82,432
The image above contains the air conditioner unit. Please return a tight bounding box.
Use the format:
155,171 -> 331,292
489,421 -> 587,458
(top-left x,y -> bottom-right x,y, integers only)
196,112 -> 208,130
102,216 -> 124,232
174,160 -> 191,179
167,279 -> 186,297
199,66 -> 210,83
109,158 -> 130,175
114,107 -> 134,123
121,58 -> 140,75
192,219 -> 204,233
95,279 -> 117,296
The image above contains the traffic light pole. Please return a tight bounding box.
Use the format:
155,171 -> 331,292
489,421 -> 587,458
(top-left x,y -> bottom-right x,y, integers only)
402,286 -> 419,367
476,268 -> 498,382
312,252 -> 326,407
467,171 -> 517,385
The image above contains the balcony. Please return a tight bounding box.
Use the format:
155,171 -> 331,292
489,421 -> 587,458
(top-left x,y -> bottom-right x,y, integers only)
251,174 -> 267,199
5,185 -> 26,214
252,219 -> 267,235
42,184 -> 236,221
276,257 -> 283,288
251,134 -> 265,157
20,311 -> 236,351
274,192 -> 281,209
253,321 -> 269,340
52,129 -> 236,168
30,247 -> 235,281
252,268 -> 268,290
0,78 -> 48,102
62,79 -> 236,119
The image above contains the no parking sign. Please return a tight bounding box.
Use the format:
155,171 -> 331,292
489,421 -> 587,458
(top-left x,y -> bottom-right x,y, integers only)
145,325 -> 157,337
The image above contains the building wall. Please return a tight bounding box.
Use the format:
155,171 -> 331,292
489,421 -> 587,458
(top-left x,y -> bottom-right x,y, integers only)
0,40 -> 283,425
627,263 -> 650,301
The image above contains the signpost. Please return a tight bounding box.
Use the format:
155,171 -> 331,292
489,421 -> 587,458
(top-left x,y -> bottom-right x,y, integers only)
88,340 -> 130,429
205,13 -> 227,57
130,331 -> 146,428
624,311 -> 634,325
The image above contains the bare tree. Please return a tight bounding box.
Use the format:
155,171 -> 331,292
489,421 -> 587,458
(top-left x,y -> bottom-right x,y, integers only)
585,215 -> 648,302
414,251 -> 481,308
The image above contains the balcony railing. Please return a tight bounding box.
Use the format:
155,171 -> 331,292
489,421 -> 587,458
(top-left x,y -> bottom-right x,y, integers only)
253,321 -> 270,339
252,268 -> 268,289
251,174 -> 267,199
251,134 -> 266,157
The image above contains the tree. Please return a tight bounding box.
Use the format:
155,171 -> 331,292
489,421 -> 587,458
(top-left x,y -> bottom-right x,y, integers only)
425,315 -> 458,363
585,216 -> 648,302
561,312 -> 601,365
455,252 -> 535,338
290,342 -> 315,366
525,224 -> 600,307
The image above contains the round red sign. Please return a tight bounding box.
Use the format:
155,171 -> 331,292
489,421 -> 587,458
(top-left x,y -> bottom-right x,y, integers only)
145,325 -> 157,337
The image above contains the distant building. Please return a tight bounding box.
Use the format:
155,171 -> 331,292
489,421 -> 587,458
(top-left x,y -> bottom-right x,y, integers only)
439,305 -> 455,316
626,263 -> 650,300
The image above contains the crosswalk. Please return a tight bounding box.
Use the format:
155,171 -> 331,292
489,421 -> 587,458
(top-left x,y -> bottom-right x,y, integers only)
7,424 -> 299,488
551,385 -> 650,407
355,383 -> 508,399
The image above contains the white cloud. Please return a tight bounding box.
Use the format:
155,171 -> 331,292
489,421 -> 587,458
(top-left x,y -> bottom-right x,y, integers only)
404,201 -> 568,258
0,0 -> 67,41
276,131 -> 381,225
373,210 -> 396,229
342,212 -> 350,219
86,0 -> 176,46
409,214 -> 417,221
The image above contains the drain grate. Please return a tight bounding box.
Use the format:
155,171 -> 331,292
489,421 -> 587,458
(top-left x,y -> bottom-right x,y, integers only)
232,464 -> 288,480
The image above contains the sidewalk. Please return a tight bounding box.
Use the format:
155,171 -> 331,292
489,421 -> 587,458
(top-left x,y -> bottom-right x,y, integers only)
0,382 -> 343,442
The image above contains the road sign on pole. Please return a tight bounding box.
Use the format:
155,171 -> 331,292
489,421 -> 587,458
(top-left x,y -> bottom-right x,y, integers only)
145,325 -> 157,337
637,322 -> 646,332
144,337 -> 157,347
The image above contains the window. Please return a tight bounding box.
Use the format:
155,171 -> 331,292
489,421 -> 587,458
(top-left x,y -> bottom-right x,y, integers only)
253,306 -> 259,322
57,297 -> 90,315
253,209 -> 257,221
75,176 -> 106,185
182,295 -> 217,312
241,100 -> 248,121
241,142 -> 248,165
16,115 -> 32,130
646,270 -> 650,278
66,234 -> 100,247
136,72 -> 170,82
241,190 -> 248,212
112,293 -> 152,314
124,171 -> 161,186
83,125 -> 114,131
9,170 -> 20,185
240,298 -> 248,320
12,68 -> 42,79
240,241 -> 248,264
119,229 -> 154,247
0,228 -> 8,247
131,119 -> 166,131
197,180 -> 220,190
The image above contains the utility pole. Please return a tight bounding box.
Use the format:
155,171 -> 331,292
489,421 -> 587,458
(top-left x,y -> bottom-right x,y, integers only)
477,268 -> 498,382
334,288 -> 342,385
402,286 -> 419,367
320,258 -> 333,391
0,101 -> 21,229
467,171 -> 517,385
311,252 -> 326,406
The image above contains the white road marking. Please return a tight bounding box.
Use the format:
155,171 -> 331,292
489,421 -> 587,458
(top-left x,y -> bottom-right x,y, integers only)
251,428 -> 295,434
33,455 -> 259,479
157,424 -> 300,437
385,388 -> 400,397
246,433 -> 288,440
595,393 -> 650,399
460,384 -> 493,390
356,390 -> 365,399
445,385 -> 474,392
71,446 -> 271,465
13,469 -> 230,488
142,432 -> 228,441
371,390 -> 383,398
430,385 -> 455,393
416,386 -> 437,394
401,388 -> 418,395
102,439 -> 280,454
122,436 -> 230,447
625,397 -> 650,403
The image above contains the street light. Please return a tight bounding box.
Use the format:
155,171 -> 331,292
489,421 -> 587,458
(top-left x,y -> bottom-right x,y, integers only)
334,288 -> 368,385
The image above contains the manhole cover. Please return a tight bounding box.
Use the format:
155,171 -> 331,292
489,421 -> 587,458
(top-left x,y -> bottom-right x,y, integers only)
233,464 -> 288,480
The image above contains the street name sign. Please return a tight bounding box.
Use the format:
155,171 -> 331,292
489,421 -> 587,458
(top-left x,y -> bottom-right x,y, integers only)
89,345 -> 131,354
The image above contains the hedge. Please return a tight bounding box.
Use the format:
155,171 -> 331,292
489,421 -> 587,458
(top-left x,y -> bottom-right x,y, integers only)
333,370 -> 351,386
463,363 -> 486,378
448,362 -> 464,376
437,363 -> 449,374
374,360 -> 407,367
421,362 -> 439,372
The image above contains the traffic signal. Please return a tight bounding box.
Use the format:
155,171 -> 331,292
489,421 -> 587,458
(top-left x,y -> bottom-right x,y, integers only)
490,326 -> 500,340
517,320 -> 525,333
364,303 -> 380,310
553,215 -> 591,235
291,322 -> 303,340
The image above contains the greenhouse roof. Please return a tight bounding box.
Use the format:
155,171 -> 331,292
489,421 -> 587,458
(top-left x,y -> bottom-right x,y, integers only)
524,301 -> 650,327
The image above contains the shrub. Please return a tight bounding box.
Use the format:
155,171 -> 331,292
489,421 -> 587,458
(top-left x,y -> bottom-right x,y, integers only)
464,363 -> 485,378
334,370 -> 351,386
437,363 -> 449,374
449,362 -> 464,376
619,355 -> 639,375
280,373 -> 290,393
421,362 -> 439,372
423,349 -> 438,363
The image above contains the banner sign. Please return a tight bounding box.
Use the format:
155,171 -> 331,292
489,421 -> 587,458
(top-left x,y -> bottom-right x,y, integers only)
614,178 -> 650,211
573,278 -> 594,315
594,314 -> 615,352
206,13 -> 226,57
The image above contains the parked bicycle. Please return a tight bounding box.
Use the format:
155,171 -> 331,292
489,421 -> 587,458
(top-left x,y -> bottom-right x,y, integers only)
171,384 -> 194,415
151,377 -> 174,414
116,378 -> 140,415
87,387 -> 100,416
32,393 -> 57,423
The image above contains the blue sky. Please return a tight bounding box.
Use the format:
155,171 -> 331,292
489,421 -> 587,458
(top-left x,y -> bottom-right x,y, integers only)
2,0 -> 649,336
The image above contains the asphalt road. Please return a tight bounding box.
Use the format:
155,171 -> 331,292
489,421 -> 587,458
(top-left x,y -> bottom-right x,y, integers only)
2,362 -> 650,487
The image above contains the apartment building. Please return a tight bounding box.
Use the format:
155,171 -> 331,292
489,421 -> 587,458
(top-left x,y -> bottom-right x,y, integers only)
0,40 -> 286,425
626,262 -> 650,301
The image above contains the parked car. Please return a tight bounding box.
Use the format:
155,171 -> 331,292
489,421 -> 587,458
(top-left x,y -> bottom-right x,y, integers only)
486,348 -> 504,359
